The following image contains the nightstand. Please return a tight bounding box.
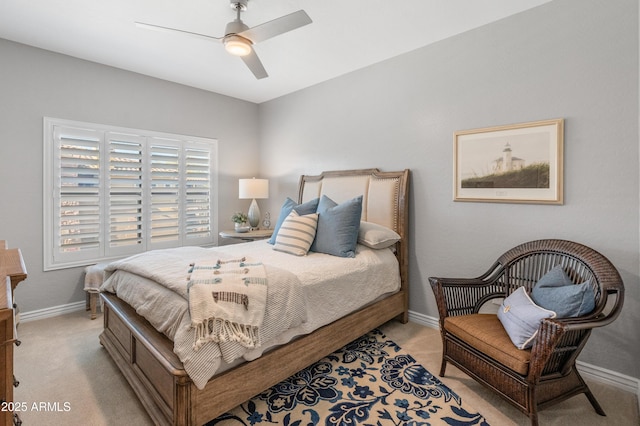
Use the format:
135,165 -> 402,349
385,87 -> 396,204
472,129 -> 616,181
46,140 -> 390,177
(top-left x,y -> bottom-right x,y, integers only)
219,229 -> 273,242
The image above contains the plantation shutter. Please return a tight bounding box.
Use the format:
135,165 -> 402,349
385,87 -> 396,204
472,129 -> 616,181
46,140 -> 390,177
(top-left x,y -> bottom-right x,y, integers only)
107,132 -> 145,257
148,138 -> 181,249
52,125 -> 104,263
44,118 -> 218,270
184,143 -> 213,242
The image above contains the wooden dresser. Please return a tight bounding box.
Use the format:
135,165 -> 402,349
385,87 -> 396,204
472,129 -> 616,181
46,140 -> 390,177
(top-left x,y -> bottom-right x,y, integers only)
0,242 -> 27,426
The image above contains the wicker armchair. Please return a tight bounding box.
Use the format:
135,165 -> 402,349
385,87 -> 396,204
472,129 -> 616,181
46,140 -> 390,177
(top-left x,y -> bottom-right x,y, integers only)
429,239 -> 624,426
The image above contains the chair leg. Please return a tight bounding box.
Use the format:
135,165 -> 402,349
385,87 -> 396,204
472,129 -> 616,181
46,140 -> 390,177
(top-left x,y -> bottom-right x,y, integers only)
528,388 -> 539,426
585,389 -> 606,416
439,358 -> 447,377
575,367 -> 606,416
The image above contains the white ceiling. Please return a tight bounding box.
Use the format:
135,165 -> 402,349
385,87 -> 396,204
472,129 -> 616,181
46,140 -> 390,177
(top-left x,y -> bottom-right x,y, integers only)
0,0 -> 551,104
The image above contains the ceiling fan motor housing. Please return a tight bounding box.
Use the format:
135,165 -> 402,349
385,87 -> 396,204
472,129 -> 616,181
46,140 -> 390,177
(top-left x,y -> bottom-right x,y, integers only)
224,1 -> 252,56
223,18 -> 252,56
225,19 -> 249,37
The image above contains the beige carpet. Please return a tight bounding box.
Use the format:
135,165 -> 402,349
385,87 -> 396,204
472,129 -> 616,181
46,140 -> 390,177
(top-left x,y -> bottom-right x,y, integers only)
13,310 -> 639,426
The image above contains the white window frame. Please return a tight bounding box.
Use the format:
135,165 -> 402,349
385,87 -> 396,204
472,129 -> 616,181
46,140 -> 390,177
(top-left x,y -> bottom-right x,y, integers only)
43,117 -> 218,270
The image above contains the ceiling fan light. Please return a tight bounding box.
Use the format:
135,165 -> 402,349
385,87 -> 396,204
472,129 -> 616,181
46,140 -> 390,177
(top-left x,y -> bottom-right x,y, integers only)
224,35 -> 252,56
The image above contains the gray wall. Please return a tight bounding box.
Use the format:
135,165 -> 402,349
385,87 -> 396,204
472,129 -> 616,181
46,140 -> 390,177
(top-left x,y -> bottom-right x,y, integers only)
0,38 -> 260,313
258,0 -> 640,379
0,0 -> 637,382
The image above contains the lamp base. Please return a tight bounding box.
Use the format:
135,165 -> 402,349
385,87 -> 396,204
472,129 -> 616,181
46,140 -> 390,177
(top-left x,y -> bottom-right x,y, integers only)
247,199 -> 261,228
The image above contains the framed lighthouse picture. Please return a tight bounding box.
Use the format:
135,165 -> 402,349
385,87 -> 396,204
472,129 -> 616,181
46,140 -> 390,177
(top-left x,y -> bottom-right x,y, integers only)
453,119 -> 564,204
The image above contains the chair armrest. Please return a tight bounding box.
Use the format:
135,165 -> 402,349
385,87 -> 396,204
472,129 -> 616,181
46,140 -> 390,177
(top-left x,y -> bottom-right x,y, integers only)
528,315 -> 604,381
561,288 -> 624,330
527,291 -> 623,382
541,286 -> 624,332
528,318 -> 567,381
429,275 -> 506,319
429,277 -> 487,286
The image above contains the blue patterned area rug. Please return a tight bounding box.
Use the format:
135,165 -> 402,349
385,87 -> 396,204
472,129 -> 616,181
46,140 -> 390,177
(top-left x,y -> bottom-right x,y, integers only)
209,329 -> 489,426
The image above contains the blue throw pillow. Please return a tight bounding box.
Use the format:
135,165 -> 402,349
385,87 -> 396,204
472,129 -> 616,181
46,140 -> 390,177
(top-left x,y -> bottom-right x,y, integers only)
310,195 -> 363,258
268,197 -> 319,245
497,287 -> 556,349
531,265 -> 596,318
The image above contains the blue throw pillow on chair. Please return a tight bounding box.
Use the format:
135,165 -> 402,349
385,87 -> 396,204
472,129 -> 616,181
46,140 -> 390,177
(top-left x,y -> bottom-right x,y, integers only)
531,265 -> 596,318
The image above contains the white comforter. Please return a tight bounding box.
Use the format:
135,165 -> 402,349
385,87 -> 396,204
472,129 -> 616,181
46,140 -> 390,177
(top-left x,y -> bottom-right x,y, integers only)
100,241 -> 400,389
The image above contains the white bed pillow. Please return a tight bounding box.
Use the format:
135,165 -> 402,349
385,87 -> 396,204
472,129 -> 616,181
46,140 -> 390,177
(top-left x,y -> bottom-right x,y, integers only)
358,221 -> 401,249
273,211 -> 318,256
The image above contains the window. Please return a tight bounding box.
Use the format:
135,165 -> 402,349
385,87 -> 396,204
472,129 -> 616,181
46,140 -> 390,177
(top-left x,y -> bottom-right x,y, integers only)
43,118 -> 218,270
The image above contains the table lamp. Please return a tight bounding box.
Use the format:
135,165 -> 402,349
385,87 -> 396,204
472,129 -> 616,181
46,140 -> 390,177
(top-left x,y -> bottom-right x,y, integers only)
239,178 -> 269,228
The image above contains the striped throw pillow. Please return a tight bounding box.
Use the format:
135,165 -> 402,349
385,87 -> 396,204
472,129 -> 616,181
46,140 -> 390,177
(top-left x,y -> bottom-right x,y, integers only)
273,210 -> 318,256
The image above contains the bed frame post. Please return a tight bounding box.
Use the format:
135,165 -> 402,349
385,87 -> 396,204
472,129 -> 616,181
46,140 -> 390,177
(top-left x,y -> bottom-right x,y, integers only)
397,169 -> 410,323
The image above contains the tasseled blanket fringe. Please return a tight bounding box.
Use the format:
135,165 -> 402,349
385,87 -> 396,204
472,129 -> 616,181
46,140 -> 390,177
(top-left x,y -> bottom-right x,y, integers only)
193,317 -> 260,350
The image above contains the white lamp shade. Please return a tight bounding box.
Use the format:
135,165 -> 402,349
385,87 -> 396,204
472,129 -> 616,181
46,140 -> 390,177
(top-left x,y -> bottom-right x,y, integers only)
239,178 -> 269,199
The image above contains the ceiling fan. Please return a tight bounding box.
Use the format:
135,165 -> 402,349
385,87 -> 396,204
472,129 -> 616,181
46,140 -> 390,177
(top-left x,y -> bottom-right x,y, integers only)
136,0 -> 312,79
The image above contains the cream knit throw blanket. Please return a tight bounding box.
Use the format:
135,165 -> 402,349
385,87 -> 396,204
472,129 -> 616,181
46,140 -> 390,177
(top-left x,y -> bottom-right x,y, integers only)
188,257 -> 267,350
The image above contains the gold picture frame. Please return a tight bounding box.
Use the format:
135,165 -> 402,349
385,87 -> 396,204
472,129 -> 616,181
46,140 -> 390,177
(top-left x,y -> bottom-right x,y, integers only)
454,119 -> 564,204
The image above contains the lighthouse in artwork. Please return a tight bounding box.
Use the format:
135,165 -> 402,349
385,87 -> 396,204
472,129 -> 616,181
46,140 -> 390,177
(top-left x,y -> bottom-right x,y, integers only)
491,143 -> 525,173
502,143 -> 513,171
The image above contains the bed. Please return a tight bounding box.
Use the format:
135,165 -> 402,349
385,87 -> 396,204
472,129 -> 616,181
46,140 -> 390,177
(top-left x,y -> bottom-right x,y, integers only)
99,168 -> 410,425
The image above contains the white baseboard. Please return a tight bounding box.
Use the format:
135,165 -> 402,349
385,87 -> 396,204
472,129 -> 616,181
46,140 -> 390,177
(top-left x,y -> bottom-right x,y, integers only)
17,302 -> 640,404
408,309 -> 440,329
576,360 -> 640,396
19,300 -> 86,322
407,310 -> 640,402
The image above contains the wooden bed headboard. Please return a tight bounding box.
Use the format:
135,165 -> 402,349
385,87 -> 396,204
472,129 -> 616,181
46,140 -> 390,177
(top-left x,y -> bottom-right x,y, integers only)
297,168 -> 410,295
297,168 -> 409,237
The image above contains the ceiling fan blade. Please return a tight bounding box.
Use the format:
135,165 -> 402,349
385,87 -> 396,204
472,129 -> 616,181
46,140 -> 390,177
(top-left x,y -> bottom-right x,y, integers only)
135,22 -> 223,42
240,47 -> 268,79
239,10 -> 312,44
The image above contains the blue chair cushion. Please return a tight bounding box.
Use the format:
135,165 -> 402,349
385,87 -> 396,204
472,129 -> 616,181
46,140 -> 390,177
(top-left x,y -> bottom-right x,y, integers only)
531,265 -> 596,318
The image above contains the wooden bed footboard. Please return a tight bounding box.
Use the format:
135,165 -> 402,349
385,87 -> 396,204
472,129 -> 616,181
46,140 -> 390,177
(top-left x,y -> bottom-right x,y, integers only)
100,288 -> 407,426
